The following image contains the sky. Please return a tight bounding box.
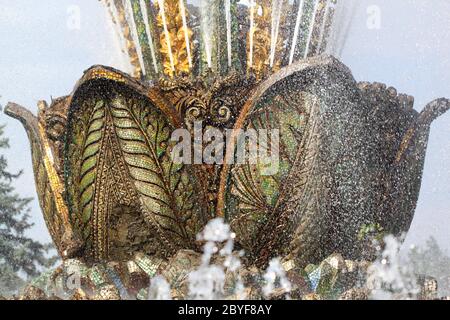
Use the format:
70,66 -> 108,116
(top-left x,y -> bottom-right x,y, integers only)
0,0 -> 449,253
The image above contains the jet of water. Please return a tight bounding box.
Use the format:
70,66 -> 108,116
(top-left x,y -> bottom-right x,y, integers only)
148,275 -> 172,300
200,0 -> 213,68
140,0 -> 159,73
179,0 -> 193,69
366,235 -> 420,300
225,0 -> 232,67
157,0 -> 176,72
187,218 -> 246,300
248,0 -> 255,69
327,0 -> 360,58
262,258 -> 292,298
316,0 -> 330,55
269,0 -> 283,67
104,0 -> 134,74
289,0 -> 306,65
124,0 -> 147,75
304,0 -> 320,58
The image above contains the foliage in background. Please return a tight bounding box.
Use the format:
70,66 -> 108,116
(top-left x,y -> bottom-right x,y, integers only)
408,236 -> 450,296
0,108 -> 56,297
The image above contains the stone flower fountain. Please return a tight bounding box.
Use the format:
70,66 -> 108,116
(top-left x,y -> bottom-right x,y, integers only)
4,0 -> 449,299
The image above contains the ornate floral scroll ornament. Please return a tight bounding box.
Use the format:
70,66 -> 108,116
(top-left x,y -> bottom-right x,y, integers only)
247,0 -> 285,79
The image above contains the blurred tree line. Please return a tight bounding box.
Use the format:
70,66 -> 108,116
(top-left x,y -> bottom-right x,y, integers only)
0,109 -> 56,297
408,236 -> 450,296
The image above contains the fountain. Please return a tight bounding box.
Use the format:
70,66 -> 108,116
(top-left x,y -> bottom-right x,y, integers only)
3,0 -> 449,300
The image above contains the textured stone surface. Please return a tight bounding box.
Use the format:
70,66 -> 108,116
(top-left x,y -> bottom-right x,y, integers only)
8,250 -> 449,300
339,288 -> 370,300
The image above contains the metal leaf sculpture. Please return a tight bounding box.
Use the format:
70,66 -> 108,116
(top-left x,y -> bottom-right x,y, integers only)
5,1 -> 449,270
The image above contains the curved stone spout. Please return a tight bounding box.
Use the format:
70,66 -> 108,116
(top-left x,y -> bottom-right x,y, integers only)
5,103 -> 63,246
383,98 -> 450,237
5,101 -> 81,258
